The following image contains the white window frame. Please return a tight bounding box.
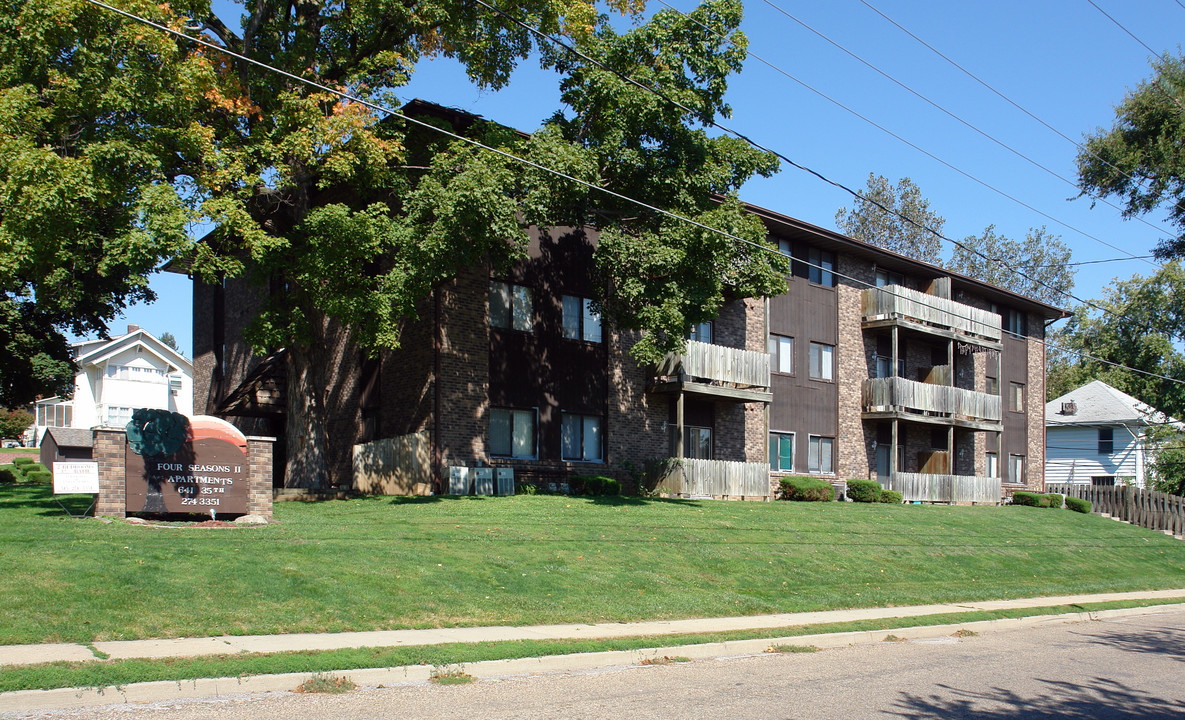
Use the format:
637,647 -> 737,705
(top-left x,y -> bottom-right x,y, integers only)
489,281 -> 533,332
769,431 -> 795,472
808,248 -> 835,286
684,425 -> 712,460
986,451 -> 999,479
688,321 -> 713,345
768,334 -> 794,375
489,407 -> 538,459
808,435 -> 835,475
809,342 -> 835,382
1009,454 -> 1025,484
562,295 -> 602,343
561,413 -> 604,462
1010,382 -> 1025,413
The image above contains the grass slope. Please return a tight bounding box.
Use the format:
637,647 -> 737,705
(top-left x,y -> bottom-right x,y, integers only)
2,485 -> 1184,645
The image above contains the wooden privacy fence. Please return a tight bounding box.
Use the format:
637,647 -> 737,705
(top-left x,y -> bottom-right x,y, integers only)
1046,483 -> 1185,537
657,341 -> 771,388
863,376 -> 1001,423
353,431 -> 433,495
654,458 -> 771,499
891,472 -> 1001,504
861,285 -> 1002,341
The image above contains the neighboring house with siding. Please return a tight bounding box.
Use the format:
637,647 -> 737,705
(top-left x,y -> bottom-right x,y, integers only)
186,101 -> 1066,502
1045,380 -> 1174,489
33,326 -> 194,451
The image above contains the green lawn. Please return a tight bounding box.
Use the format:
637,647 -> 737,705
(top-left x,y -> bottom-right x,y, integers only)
2,485 -> 1184,645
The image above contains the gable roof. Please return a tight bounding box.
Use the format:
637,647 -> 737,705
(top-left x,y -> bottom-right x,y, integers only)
44,427 -> 94,449
1046,380 -> 1172,427
74,329 -> 192,375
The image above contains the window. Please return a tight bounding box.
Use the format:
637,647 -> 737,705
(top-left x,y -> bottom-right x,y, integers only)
809,342 -> 835,381
876,444 -> 904,479
1091,475 -> 1116,486
808,248 -> 835,286
986,376 -> 999,395
767,335 -> 794,374
106,406 -> 134,427
1098,427 -> 1114,454
1009,382 -> 1025,412
777,238 -> 792,257
489,281 -> 533,332
36,403 -> 72,428
986,452 -> 999,479
562,296 -> 602,343
875,355 -> 904,378
769,432 -> 794,471
808,436 -> 835,474
1004,308 -> 1026,337
562,413 -> 603,462
1009,454 -> 1025,484
688,321 -> 712,344
684,426 -> 712,459
875,269 -> 904,287
490,408 -> 537,458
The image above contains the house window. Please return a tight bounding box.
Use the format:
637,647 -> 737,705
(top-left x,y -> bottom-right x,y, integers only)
37,403 -> 72,428
106,406 -> 134,427
1009,382 -> 1025,412
1004,309 -> 1026,337
767,335 -> 794,374
875,269 -> 904,287
777,238 -> 793,258
808,436 -> 835,474
808,248 -> 835,286
1092,475 -> 1116,486
688,321 -> 712,344
562,296 -> 602,343
986,452 -> 999,478
1098,427 -> 1114,454
876,444 -> 904,479
489,281 -> 533,332
684,426 -> 712,460
490,408 -> 537,458
1009,454 -> 1025,484
986,376 -> 999,395
769,432 -> 794,472
875,355 -> 904,378
561,413 -> 603,462
809,342 -> 835,381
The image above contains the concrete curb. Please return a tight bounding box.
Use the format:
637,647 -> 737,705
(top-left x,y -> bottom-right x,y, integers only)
3,602 -> 1184,715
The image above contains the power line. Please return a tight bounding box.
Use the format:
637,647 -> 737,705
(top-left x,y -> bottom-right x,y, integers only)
1086,0 -> 1166,62
856,0 -> 1174,249
759,0 -> 1174,243
79,0 -> 1185,391
652,0 -> 1155,272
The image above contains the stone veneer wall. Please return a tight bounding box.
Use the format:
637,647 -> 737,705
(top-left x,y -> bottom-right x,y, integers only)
436,268 -> 491,470
1026,313 -> 1046,491
607,328 -> 671,492
836,255 -> 875,482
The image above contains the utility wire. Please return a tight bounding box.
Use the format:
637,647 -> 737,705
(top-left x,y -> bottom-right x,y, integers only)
1086,0 -> 1166,62
760,0 -> 1174,242
653,0 -> 1155,273
858,0 -> 1172,249
80,0 -> 1185,390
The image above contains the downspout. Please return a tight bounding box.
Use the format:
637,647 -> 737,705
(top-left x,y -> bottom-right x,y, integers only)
433,286 -> 443,495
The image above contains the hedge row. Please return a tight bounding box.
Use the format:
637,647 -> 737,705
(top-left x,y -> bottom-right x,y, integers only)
571,475 -> 621,497
779,476 -> 834,502
1013,491 -> 1069,509
2,460 -> 52,485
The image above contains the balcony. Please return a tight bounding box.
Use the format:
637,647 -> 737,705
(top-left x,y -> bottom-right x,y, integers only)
889,472 -> 1001,504
651,341 -> 772,403
862,376 -> 1001,428
862,285 -> 1001,343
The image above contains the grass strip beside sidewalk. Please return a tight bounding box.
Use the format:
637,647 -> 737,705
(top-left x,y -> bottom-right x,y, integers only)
3,598 -> 1180,694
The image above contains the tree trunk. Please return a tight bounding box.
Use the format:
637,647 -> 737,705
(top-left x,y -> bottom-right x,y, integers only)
284,341 -> 332,490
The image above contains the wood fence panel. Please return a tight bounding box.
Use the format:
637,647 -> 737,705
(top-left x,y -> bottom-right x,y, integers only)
659,459 -> 771,499
1046,482 -> 1184,538
352,432 -> 433,495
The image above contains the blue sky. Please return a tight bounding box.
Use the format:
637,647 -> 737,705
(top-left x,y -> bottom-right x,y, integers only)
104,0 -> 1183,356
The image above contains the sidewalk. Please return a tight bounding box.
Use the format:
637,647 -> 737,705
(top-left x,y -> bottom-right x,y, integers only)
5,588 -> 1185,668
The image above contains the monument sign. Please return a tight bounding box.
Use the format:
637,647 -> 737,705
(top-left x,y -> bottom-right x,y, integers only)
125,411 -> 249,515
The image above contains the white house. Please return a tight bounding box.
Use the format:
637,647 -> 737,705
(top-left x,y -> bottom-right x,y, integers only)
33,325 -> 193,444
1045,380 -> 1175,489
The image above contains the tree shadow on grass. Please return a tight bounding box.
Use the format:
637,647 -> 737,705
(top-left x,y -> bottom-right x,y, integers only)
892,677 -> 1185,719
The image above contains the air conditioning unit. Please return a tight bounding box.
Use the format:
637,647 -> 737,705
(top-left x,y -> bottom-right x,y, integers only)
1061,401 -> 1077,416
496,468 -> 515,496
448,466 -> 470,495
474,467 -> 494,495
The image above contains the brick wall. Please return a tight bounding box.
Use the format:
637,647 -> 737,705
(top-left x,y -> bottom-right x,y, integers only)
1027,314 -> 1046,491
246,436 -> 275,519
836,254 -> 874,481
94,428 -> 126,518
437,267 -> 491,470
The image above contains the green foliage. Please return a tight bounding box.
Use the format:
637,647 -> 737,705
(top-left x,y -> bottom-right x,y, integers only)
1045,494 -> 1064,509
1147,425 -> 1185,496
1066,497 -> 1092,514
573,475 -> 620,497
779,476 -> 834,502
0,467 -> 15,484
23,469 -> 50,485
11,456 -> 33,468
846,478 -> 882,503
0,407 -> 32,439
516,482 -> 538,495
1045,263 -> 1185,415
294,672 -> 356,694
835,174 -> 944,261
125,409 -> 189,457
1077,52 -> 1185,258
1012,491 -> 1041,507
879,490 -> 903,504
948,225 -> 1075,306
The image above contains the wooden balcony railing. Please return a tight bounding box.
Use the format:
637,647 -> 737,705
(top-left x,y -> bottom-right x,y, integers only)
653,458 -> 771,499
862,376 -> 1001,423
656,340 -> 770,389
861,285 -> 1001,341
891,472 -> 1001,504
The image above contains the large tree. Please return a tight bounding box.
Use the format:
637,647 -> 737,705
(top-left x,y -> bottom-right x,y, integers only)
1077,52 -> 1185,258
4,0 -> 787,488
947,225 -> 1076,306
834,174 -> 945,261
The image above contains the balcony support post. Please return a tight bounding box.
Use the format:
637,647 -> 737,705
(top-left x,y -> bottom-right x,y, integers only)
891,417 -> 899,485
675,384 -> 685,461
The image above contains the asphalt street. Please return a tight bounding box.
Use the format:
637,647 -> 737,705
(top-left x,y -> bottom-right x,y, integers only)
11,606 -> 1185,719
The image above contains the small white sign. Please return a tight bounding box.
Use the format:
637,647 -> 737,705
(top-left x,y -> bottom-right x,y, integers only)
53,462 -> 99,494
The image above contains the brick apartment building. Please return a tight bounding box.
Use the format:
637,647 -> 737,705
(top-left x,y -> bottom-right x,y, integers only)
188,105 -> 1066,503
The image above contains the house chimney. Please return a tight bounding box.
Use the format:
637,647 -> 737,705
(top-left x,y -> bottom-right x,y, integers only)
127,324 -> 140,334
1061,401 -> 1077,415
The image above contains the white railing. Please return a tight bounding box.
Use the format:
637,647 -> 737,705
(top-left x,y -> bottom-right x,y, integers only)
862,376 -> 1001,423
657,340 -> 770,388
862,285 -> 1002,341
654,458 -> 771,499
891,472 -> 1001,504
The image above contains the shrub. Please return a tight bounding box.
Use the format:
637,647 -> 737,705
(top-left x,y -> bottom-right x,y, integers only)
779,476 -> 834,502
1045,493 -> 1064,509
1012,491 -> 1041,507
11,456 -> 34,468
574,475 -> 621,497
846,478 -> 882,503
0,468 -> 16,484
879,490 -> 903,504
24,470 -> 52,485
1066,496 -> 1092,514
